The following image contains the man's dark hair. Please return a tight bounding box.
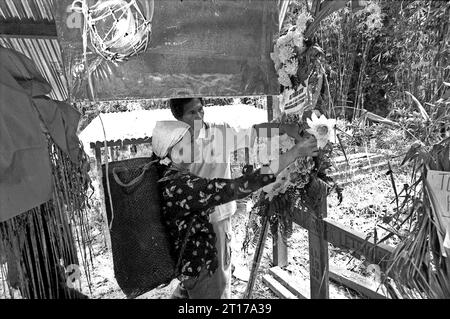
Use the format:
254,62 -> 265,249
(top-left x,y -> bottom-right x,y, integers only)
169,98 -> 204,120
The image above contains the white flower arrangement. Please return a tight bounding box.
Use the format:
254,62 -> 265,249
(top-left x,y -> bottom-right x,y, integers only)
270,11 -> 313,89
306,113 -> 337,149
262,156 -> 314,201
252,111 -> 338,201
252,133 -> 314,201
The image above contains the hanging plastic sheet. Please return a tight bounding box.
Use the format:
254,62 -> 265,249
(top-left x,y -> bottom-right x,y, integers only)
55,0 -> 279,101
0,64 -> 53,223
0,47 -> 82,222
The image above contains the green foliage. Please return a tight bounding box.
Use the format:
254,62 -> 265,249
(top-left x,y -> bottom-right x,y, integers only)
309,0 -> 449,119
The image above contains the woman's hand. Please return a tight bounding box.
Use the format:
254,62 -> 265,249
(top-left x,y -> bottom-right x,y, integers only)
292,134 -> 319,157
266,133 -> 318,176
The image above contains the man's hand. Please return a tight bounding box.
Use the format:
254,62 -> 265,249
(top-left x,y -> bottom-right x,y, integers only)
280,123 -> 303,141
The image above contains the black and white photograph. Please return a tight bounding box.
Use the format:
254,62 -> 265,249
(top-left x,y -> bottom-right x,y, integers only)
0,0 -> 449,306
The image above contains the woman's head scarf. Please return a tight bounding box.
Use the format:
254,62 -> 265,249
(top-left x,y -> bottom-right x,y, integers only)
152,121 -> 190,161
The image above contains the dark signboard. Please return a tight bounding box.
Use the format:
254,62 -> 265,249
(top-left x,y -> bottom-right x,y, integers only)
55,0 -> 279,102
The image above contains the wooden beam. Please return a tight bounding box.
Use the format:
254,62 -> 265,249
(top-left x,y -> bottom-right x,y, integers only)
0,19 -> 57,38
329,264 -> 389,299
266,95 -> 289,267
292,208 -> 394,271
272,224 -> 289,267
262,274 -> 297,299
269,266 -> 310,299
325,218 -> 394,271
329,161 -> 389,180
308,181 -> 329,299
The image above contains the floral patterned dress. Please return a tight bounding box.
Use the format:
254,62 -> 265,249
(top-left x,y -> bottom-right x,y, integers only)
159,165 -> 276,280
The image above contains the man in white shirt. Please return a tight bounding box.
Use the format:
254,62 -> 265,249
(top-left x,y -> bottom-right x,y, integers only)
168,97 -> 302,298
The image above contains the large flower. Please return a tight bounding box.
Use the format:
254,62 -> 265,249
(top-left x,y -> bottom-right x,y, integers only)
306,113 -> 337,148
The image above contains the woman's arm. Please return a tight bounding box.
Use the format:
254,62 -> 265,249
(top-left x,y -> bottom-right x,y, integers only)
161,135 -> 318,213
161,167 -> 276,213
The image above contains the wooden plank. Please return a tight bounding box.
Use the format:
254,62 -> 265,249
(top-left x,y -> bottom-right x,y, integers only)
267,95 -> 289,267
269,266 -> 310,299
291,210 -> 394,272
333,154 -> 385,170
0,19 -> 57,38
329,161 -> 389,179
329,264 -> 389,299
272,224 -> 289,267
325,219 -> 394,271
262,274 -> 297,299
333,152 -> 377,163
308,183 -> 329,299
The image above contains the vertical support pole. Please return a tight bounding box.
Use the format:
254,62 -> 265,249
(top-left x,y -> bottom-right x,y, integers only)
244,216 -> 270,299
267,95 -> 274,122
308,181 -> 329,299
267,95 -> 289,267
94,146 -> 112,252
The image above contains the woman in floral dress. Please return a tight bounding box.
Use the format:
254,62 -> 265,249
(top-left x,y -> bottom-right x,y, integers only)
152,121 -> 318,295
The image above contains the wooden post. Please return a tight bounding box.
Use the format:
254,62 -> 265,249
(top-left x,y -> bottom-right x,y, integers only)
94,146 -> 112,252
308,180 -> 329,299
272,224 -> 289,267
267,95 -> 289,267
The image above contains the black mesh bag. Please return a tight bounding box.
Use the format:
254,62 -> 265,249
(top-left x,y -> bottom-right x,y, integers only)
101,157 -> 176,298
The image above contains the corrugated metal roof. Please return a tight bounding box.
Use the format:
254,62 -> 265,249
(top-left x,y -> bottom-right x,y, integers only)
0,0 -> 67,101
0,0 -> 55,21
0,36 -> 68,101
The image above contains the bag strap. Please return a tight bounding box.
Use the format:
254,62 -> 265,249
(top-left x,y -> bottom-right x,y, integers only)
174,216 -> 196,277
112,159 -> 159,188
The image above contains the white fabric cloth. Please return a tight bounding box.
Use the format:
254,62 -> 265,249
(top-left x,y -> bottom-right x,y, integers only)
151,121 -> 190,159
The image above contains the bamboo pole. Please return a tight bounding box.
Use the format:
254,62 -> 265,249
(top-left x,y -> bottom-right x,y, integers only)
243,216 -> 270,299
